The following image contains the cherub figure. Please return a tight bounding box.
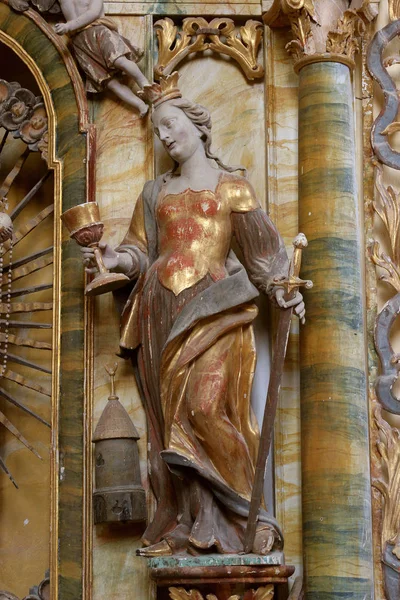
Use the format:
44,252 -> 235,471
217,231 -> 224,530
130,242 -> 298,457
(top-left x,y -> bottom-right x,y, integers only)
55,0 -> 149,116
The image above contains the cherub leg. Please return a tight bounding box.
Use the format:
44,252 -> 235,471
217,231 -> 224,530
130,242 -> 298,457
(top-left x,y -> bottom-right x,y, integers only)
106,78 -> 148,116
113,56 -> 149,89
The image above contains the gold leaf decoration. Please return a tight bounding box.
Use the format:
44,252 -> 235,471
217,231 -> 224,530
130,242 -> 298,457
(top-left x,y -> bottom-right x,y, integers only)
373,165 -> 400,264
169,589 -> 205,600
207,19 -> 264,80
286,8 -> 315,61
369,241 -> 400,293
381,122 -> 400,136
168,588 -> 274,600
154,17 -> 208,80
326,10 -> 365,61
254,586 -> 275,600
154,17 -> 264,81
389,0 -> 400,21
373,404 -> 400,553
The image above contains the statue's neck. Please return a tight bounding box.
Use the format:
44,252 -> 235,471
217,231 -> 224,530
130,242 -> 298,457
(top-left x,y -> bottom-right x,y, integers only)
178,147 -> 213,182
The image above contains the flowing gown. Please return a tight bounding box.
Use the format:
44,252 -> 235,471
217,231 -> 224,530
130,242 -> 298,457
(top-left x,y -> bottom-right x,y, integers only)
115,171 -> 289,554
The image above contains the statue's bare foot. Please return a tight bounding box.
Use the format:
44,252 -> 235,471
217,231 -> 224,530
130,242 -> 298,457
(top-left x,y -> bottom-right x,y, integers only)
136,539 -> 172,557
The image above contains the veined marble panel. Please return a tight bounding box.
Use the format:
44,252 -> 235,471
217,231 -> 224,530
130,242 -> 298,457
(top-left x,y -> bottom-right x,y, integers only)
265,27 -> 302,585
91,15 -> 154,600
104,2 -> 262,15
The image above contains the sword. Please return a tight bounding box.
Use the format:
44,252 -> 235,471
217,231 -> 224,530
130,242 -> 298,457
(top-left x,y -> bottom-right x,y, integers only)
243,232 -> 313,553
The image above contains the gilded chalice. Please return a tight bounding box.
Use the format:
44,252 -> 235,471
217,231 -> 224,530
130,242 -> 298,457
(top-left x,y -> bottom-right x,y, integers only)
61,202 -> 129,296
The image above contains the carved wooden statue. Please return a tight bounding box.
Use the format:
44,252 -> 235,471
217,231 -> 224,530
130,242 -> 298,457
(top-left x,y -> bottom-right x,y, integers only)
54,0 -> 149,115
83,73 -> 305,556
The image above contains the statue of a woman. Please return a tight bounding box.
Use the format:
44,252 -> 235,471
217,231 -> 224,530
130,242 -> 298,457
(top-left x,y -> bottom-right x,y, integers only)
83,73 -> 305,556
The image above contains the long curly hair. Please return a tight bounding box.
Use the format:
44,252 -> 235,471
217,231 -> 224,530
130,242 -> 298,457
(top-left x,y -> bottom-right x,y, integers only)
156,97 -> 247,176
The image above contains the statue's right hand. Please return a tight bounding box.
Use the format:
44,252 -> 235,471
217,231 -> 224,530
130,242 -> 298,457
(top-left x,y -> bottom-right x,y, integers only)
81,242 -> 119,274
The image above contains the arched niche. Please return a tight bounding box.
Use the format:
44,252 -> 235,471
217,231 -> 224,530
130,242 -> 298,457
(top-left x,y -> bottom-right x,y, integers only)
0,3 -> 93,598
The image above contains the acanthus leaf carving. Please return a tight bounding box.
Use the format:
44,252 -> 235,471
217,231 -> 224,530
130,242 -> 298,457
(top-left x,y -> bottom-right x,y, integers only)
154,17 -> 264,81
368,241 -> 400,293
168,587 -> 274,600
285,9 -> 316,61
373,165 -> 400,264
326,9 -> 365,62
372,404 -> 400,599
280,0 -> 375,66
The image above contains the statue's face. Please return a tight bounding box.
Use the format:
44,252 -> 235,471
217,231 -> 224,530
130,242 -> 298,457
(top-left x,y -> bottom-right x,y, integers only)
152,102 -> 202,164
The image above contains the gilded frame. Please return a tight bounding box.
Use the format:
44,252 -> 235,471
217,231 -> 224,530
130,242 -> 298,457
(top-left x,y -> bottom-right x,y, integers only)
0,3 -> 93,598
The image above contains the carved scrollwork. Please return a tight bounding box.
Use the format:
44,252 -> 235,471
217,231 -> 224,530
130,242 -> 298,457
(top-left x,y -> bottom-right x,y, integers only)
154,17 -> 264,81
367,19 -> 400,169
168,586 -> 274,600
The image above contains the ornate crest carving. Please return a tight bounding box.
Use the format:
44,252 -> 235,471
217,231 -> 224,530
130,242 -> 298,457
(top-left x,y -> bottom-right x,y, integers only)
154,17 -> 264,81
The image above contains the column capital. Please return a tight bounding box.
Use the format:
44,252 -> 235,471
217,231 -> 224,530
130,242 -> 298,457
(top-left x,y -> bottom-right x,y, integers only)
263,0 -> 378,72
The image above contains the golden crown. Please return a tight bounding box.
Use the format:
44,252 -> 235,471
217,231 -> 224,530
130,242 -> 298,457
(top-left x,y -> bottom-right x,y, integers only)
137,72 -> 182,108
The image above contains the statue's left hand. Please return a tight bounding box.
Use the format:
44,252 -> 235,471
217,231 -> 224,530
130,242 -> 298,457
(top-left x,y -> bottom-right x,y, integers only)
274,288 -> 306,324
55,22 -> 71,35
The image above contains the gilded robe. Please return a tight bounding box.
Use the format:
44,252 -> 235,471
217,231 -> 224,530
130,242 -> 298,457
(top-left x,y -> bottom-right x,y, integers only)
115,172 -> 289,554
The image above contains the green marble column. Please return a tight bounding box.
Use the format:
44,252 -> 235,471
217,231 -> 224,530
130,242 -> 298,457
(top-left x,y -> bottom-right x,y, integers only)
298,59 -> 373,599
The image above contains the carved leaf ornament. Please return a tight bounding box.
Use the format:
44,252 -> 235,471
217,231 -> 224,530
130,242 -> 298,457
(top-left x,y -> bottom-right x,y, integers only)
168,586 -> 274,600
154,17 -> 264,81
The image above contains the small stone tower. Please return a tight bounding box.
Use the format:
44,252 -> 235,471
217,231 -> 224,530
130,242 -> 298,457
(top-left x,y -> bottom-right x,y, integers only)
93,363 -> 146,524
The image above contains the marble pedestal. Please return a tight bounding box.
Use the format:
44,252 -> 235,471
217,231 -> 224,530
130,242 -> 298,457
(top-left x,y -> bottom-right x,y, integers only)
149,553 -> 297,600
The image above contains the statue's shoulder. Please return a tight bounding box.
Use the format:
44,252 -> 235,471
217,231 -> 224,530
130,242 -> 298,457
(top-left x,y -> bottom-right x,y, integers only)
219,172 -> 259,212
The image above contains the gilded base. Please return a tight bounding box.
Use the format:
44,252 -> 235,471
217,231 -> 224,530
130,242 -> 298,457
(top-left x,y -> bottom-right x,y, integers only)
85,272 -> 130,296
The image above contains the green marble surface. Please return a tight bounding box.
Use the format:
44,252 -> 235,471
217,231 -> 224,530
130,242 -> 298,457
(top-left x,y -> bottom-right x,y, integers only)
149,552 -> 285,569
298,60 -> 373,599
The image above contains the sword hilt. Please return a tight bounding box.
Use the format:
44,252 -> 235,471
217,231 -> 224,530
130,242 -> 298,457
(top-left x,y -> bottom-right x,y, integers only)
273,233 -> 313,296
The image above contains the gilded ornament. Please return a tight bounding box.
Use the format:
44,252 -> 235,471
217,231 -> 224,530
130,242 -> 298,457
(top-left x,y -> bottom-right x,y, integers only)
388,0 -> 400,21
326,10 -> 365,62
373,405 -> 400,599
370,165 -> 400,293
168,586 -> 274,600
154,17 -> 264,81
369,241 -> 400,293
373,165 -> 400,264
285,9 -> 315,62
